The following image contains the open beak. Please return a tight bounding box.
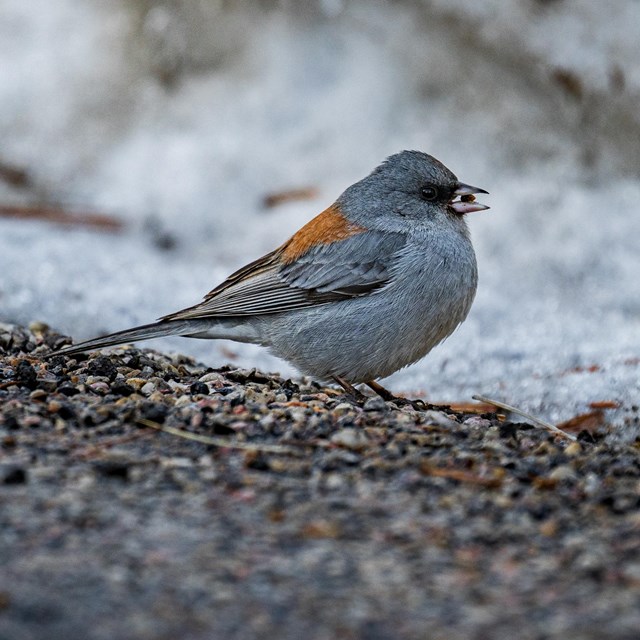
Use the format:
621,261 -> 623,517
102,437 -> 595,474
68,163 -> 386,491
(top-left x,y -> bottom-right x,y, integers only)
449,182 -> 489,214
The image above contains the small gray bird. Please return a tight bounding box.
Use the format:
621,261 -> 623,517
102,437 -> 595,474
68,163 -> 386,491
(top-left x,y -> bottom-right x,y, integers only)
52,151 -> 488,401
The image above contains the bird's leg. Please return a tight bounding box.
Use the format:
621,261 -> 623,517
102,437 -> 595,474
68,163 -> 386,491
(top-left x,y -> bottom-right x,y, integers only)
365,380 -> 429,410
332,375 -> 367,402
365,380 -> 397,401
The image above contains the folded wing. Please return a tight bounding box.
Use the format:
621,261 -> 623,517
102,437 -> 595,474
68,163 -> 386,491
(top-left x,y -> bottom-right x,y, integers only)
162,229 -> 406,321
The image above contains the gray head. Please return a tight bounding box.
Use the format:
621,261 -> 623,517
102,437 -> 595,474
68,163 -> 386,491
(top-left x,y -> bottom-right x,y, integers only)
338,150 -> 488,233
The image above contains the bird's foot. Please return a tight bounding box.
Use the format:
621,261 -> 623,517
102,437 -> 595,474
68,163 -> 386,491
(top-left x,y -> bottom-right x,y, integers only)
332,377 -> 431,410
365,380 -> 430,411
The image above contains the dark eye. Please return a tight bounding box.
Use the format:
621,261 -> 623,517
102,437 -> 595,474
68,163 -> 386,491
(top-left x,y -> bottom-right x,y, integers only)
420,186 -> 439,202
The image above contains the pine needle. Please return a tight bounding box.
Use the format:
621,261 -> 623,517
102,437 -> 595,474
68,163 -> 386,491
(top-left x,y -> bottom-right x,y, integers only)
472,395 -> 577,441
137,418 -> 306,454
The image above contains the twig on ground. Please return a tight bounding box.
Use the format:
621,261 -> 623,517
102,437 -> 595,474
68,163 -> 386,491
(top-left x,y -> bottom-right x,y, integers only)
72,431 -> 156,460
472,394 -> 577,442
137,418 -> 308,455
420,462 -> 504,487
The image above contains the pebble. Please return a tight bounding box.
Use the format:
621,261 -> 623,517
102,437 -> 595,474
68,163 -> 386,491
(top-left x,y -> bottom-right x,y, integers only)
125,377 -> 147,391
0,465 -> 27,485
463,416 -> 492,429
15,361 -> 37,387
139,402 -> 168,423
29,389 -> 47,401
190,381 -> 210,396
549,465 -> 577,481
362,397 -> 388,412
199,372 -> 227,385
330,428 -> 369,450
111,382 -> 135,397
160,457 -> 195,469
89,382 -> 111,394
421,410 -> 459,428
564,441 -> 582,456
58,384 -> 81,397
140,382 -> 156,396
86,356 -> 118,381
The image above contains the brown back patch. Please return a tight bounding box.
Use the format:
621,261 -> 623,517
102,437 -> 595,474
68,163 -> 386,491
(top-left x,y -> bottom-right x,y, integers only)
281,204 -> 366,264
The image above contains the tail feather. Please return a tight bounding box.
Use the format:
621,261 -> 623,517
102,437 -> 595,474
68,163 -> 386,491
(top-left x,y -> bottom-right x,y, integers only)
50,320 -> 192,358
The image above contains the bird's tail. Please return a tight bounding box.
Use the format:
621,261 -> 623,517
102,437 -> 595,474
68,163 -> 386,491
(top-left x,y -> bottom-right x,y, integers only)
49,320 -> 196,358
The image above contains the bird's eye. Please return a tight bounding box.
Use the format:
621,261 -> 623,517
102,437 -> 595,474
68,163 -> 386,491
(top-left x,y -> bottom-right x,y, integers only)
420,186 -> 439,202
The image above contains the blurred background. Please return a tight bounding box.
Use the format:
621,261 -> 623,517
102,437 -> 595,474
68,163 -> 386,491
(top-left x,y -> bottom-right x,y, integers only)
1,0 -> 639,426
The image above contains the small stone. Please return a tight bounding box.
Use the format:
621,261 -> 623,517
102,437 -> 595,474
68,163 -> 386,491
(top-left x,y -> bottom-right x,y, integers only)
111,382 -> 135,397
2,435 -> 16,447
89,382 -> 110,394
464,416 -> 492,429
160,457 -> 195,469
421,411 -> 459,428
549,465 -> 577,481
533,442 -> 560,456
330,427 -> 369,450
1,415 -> 20,431
87,356 -> 119,381
622,562 -> 640,583
539,519 -> 558,537
190,381 -> 210,396
245,452 -> 270,471
498,422 -> 519,438
57,384 -> 81,397
268,459 -> 287,473
47,400 -> 63,413
167,380 -> 189,394
564,441 -> 582,456
1,465 -> 27,485
33,376 -> 57,392
125,377 -> 147,390
147,390 -> 167,404
29,389 -> 47,401
140,382 -> 156,396
363,397 -> 388,411
324,473 -> 346,490
93,460 -> 129,481
139,402 -> 168,424
198,372 -> 226,385
28,321 -> 49,333
279,379 -> 300,400
583,472 -> 601,496
300,520 -> 340,539
15,360 -> 37,389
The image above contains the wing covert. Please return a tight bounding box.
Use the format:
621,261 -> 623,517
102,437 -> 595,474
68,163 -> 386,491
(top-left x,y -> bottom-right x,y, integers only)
162,229 -> 406,321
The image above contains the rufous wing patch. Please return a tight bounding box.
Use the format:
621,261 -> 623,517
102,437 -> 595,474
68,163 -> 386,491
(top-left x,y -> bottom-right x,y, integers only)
281,204 -> 366,264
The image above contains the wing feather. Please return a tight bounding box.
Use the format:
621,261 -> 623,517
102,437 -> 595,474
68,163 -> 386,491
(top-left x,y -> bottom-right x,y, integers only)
162,230 -> 406,321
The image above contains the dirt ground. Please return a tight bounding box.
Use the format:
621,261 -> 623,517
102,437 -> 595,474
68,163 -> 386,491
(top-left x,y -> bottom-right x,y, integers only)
1,324 -> 639,640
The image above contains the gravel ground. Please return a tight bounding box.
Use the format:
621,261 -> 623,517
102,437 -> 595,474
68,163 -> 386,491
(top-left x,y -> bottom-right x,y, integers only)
1,323 -> 639,640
